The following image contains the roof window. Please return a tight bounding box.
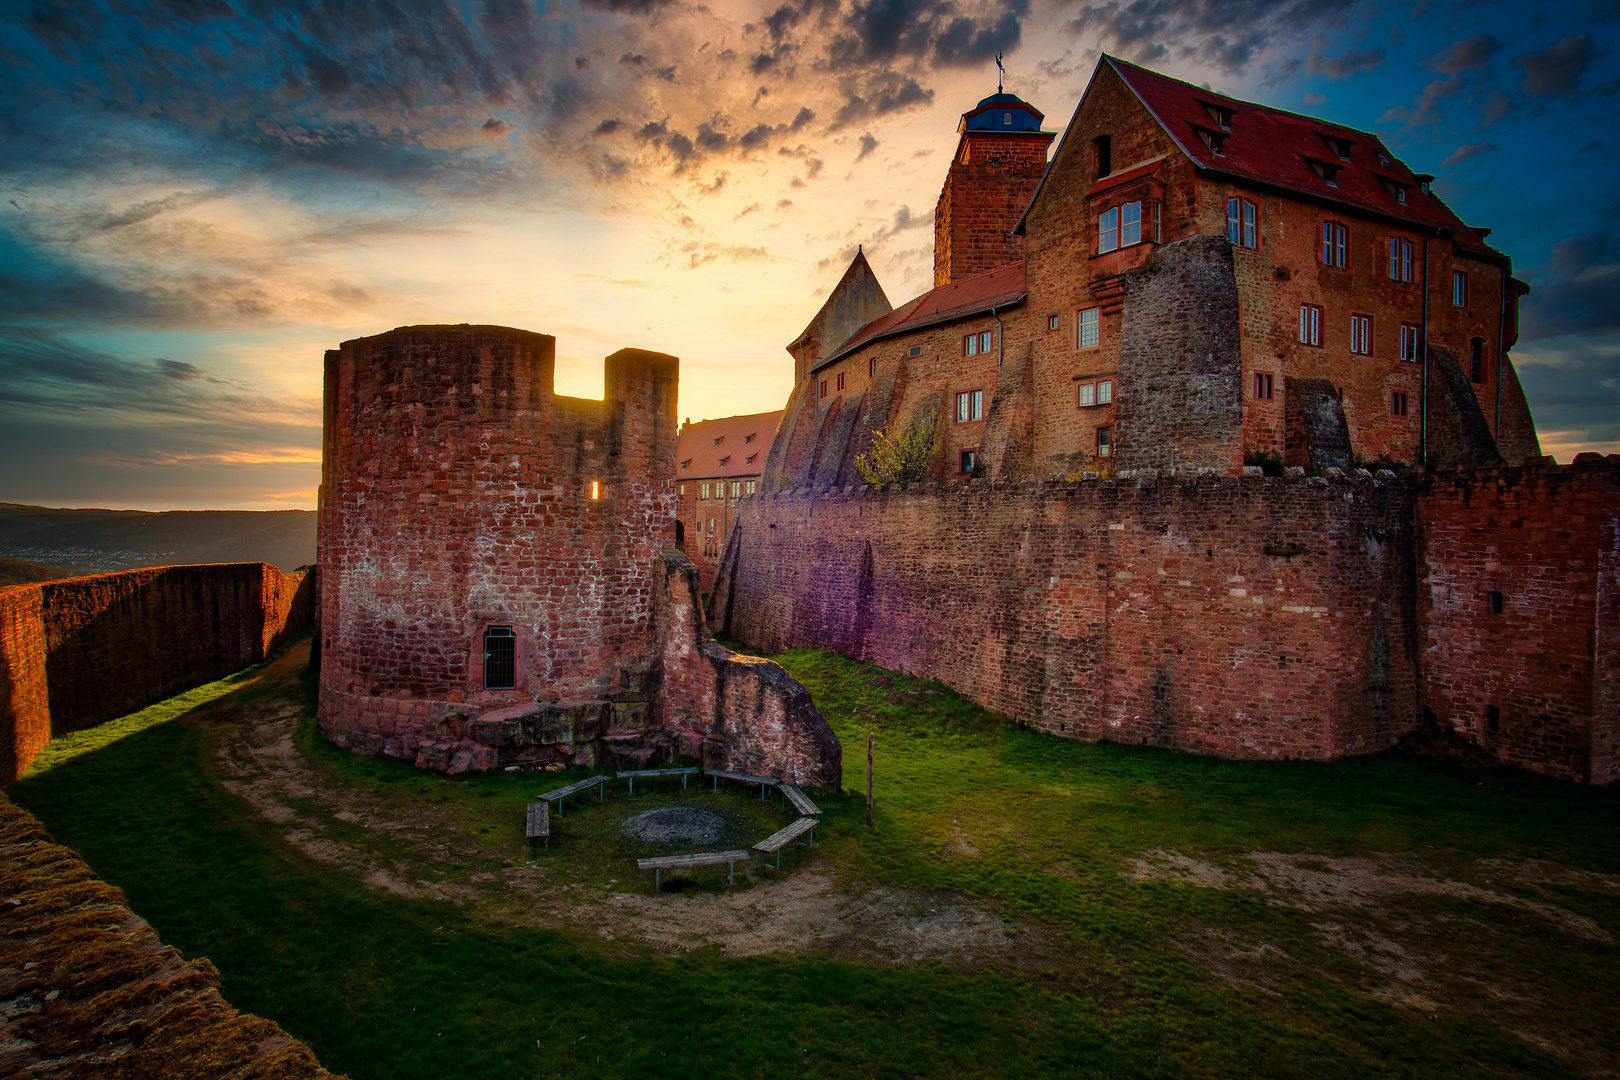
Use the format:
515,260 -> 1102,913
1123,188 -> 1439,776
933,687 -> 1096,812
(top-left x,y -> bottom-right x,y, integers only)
1319,134 -> 1354,162
1306,157 -> 1341,187
680,459 -> 690,470
719,456 -> 729,467
1195,127 -> 1228,157
712,435 -> 723,446
744,433 -> 755,443
1200,102 -> 1235,131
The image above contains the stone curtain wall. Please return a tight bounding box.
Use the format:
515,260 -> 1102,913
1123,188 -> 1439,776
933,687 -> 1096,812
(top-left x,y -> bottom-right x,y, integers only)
316,326 -> 679,760
0,564 -> 313,783
713,473 -> 1420,762
0,792 -> 342,1077
1418,455 -> 1619,783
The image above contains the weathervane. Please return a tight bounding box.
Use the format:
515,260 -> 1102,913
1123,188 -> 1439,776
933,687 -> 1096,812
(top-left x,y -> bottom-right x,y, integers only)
996,52 -> 1005,92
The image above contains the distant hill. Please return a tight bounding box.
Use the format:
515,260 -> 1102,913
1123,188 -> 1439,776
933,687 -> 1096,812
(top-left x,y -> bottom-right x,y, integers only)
0,556 -> 75,587
0,504 -> 315,574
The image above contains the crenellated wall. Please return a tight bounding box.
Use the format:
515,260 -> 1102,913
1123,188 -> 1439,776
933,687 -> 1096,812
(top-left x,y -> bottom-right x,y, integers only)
0,563 -> 313,783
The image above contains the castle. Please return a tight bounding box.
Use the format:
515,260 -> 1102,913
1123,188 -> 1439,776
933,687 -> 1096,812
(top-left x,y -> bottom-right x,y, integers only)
709,57 -> 1618,785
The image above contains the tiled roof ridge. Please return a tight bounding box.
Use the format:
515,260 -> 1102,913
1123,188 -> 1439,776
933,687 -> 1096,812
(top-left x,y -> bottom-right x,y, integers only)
821,262 -> 1026,366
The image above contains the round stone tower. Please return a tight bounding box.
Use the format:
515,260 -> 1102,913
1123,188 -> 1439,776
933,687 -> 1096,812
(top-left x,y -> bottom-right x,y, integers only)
316,324 -> 678,763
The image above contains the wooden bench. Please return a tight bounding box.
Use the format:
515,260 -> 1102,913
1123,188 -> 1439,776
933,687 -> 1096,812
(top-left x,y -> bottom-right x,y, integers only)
618,767 -> 700,794
779,784 -> 822,817
753,817 -> 819,868
637,850 -> 750,890
537,774 -> 608,815
707,769 -> 781,799
525,801 -> 550,850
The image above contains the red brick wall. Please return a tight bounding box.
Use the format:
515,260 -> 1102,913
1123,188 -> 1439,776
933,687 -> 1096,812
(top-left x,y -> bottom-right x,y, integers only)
934,131 -> 1052,285
713,473 -> 1421,761
1418,454 -> 1619,782
317,325 -> 679,759
0,563 -> 314,783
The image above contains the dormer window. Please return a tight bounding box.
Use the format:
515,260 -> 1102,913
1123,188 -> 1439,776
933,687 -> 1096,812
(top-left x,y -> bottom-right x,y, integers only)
1307,158 -> 1341,187
1003,112 -> 1012,124
680,459 -> 690,471
1320,134 -> 1354,161
1377,152 -> 1391,166
1379,178 -> 1410,204
1195,127 -> 1228,157
1201,102 -> 1235,131
712,436 -> 723,446
719,456 -> 729,467
746,454 -> 756,465
744,433 -> 754,443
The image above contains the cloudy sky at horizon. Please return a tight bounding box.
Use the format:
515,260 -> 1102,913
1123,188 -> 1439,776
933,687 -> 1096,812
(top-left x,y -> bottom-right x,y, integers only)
2,0 -> 1616,510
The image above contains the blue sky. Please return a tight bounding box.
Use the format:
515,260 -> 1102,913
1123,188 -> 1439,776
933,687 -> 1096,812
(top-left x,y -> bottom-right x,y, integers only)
2,0 -> 1616,509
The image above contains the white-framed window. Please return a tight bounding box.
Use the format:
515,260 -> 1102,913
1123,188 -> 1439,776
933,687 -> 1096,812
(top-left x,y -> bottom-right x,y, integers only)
1400,322 -> 1422,362
731,481 -> 741,498
1100,206 -> 1119,252
678,483 -> 685,496
745,480 -> 756,494
1121,201 -> 1142,246
1097,427 -> 1112,457
1227,197 -> 1257,248
1047,313 -> 1060,330
869,357 -> 877,377
963,329 -> 992,356
1388,237 -> 1414,282
1299,304 -> 1322,346
1350,314 -> 1371,355
960,448 -> 977,473
1077,307 -> 1100,349
1077,380 -> 1113,407
700,482 -> 711,500
1321,220 -> 1348,268
955,389 -> 984,422
1453,270 -> 1468,307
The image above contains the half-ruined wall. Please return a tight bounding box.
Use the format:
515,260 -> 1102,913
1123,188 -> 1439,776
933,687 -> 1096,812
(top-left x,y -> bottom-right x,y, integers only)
317,325 -> 678,760
713,472 -> 1419,761
0,563 -> 313,783
1418,454 -> 1619,783
654,551 -> 840,788
1113,236 -> 1245,474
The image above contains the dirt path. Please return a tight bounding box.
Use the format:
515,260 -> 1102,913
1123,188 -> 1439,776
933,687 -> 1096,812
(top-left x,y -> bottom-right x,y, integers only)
202,643 -> 1027,967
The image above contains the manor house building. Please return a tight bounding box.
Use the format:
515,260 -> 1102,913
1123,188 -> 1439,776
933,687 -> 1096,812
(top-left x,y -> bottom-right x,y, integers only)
674,411 -> 781,592
763,56 -> 1539,489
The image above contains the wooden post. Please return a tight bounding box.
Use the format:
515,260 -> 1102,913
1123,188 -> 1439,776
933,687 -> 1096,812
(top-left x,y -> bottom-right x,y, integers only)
866,732 -> 874,827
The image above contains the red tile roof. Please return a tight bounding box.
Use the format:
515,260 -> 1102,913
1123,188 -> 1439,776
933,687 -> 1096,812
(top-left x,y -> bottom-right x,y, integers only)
1023,55 -> 1501,261
820,262 -> 1026,367
675,411 -> 782,479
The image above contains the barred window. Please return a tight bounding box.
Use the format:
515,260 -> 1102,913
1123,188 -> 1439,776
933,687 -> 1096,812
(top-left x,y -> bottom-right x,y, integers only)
483,626 -> 516,690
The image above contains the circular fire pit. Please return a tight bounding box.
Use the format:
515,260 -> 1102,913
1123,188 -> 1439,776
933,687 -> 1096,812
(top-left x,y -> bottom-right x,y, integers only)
619,806 -> 729,847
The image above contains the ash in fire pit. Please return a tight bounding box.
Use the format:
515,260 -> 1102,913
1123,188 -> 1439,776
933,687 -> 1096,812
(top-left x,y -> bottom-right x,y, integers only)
620,807 -> 728,847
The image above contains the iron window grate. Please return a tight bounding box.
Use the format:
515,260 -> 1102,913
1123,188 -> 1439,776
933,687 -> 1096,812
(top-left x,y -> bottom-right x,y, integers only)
484,626 -> 516,689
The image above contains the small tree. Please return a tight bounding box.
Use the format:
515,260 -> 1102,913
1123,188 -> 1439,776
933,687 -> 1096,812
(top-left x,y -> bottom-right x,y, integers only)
855,400 -> 942,486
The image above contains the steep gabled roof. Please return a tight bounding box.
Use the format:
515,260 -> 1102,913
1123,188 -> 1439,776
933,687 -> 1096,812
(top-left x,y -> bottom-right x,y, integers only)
1019,55 -> 1502,261
819,262 -> 1026,369
675,411 -> 784,479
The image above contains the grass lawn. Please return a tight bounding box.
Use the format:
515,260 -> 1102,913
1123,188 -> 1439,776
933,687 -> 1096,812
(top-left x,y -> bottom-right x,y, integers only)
7,636 -> 1618,1079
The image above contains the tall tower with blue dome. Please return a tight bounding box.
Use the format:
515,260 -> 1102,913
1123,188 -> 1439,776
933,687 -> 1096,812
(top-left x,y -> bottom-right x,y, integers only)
933,89 -> 1055,285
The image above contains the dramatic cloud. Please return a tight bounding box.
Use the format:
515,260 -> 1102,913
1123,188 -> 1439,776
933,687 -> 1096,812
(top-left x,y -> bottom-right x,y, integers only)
1519,233 -> 1620,341
1515,35 -> 1594,99
1068,0 -> 1360,76
1307,47 -> 1385,80
1423,35 -> 1499,75
1439,141 -> 1497,167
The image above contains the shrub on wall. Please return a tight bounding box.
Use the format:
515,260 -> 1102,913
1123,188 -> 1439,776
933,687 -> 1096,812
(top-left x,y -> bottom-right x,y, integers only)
855,401 -> 943,486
